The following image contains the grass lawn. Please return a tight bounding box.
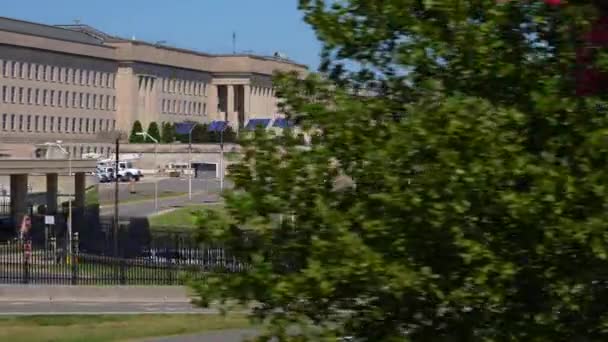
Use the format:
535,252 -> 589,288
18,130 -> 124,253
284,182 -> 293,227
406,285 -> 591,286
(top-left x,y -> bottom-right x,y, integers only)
0,314 -> 251,342
149,204 -> 222,231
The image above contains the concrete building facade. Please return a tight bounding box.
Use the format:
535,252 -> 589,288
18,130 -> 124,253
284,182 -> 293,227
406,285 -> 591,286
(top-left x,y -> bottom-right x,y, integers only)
0,16 -> 307,157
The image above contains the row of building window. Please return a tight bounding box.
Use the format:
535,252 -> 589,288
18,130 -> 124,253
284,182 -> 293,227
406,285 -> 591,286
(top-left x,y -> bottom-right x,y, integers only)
1,60 -> 115,88
161,99 -> 206,116
1,86 -> 116,111
161,78 -> 207,96
73,145 -> 113,158
1,113 -> 116,134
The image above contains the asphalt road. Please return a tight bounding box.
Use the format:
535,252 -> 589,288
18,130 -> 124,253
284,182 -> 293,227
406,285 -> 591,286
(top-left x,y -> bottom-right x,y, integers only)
99,191 -> 220,218
98,177 -> 226,204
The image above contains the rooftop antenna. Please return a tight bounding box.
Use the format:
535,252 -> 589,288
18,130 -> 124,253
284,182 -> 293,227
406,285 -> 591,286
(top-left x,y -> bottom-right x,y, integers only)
232,31 -> 236,54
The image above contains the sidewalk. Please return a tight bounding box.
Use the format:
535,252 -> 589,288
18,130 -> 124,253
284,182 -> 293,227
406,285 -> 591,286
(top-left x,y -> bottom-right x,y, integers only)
0,284 -> 191,303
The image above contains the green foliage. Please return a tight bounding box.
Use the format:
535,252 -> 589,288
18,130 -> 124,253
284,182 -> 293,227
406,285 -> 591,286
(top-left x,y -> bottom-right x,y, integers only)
193,2 -> 608,341
146,122 -> 161,143
128,120 -> 144,143
160,122 -> 175,143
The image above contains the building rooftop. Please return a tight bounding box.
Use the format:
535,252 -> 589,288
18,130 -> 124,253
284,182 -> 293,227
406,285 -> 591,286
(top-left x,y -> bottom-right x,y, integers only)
0,16 -> 104,45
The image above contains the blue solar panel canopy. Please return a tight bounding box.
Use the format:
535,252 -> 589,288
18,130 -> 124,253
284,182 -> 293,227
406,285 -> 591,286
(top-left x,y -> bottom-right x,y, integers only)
245,118 -> 271,130
207,121 -> 228,132
174,121 -> 197,135
272,118 -> 293,128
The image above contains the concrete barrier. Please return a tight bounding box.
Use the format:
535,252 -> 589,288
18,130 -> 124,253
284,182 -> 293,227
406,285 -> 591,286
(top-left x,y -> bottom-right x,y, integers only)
0,285 -> 193,303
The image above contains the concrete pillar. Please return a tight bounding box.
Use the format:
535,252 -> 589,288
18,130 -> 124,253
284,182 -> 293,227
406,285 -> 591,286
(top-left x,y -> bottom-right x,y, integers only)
10,174 -> 28,228
46,173 -> 58,214
243,85 -> 251,125
227,85 -> 238,127
74,172 -> 86,209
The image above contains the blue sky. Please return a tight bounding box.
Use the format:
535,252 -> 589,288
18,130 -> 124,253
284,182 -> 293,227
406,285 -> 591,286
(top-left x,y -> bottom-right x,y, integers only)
2,0 -> 322,69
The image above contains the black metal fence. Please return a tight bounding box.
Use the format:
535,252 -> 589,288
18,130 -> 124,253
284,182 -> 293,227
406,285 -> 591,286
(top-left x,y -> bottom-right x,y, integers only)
0,233 -> 247,285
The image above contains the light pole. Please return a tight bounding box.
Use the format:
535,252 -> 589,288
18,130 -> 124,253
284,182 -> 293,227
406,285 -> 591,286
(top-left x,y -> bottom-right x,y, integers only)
47,141 -> 72,260
219,123 -> 226,191
136,132 -> 159,211
187,124 -> 196,200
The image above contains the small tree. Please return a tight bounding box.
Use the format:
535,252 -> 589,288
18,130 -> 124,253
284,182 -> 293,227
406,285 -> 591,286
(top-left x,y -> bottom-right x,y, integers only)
191,123 -> 209,143
128,120 -> 144,143
146,121 -> 161,143
160,122 -> 175,143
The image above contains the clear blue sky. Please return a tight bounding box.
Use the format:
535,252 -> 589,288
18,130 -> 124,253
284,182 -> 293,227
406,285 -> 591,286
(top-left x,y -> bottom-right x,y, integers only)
3,0 -> 322,69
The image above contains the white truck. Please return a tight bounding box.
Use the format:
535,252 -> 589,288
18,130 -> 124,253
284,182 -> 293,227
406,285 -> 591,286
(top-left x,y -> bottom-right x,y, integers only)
97,158 -> 143,182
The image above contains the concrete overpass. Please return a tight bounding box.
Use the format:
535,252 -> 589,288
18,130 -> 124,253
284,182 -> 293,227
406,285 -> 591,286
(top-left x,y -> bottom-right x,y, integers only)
0,159 -> 97,226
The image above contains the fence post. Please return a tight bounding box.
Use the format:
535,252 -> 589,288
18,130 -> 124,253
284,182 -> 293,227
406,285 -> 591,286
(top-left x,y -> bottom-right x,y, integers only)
119,259 -> 127,285
22,239 -> 30,284
71,233 -> 79,285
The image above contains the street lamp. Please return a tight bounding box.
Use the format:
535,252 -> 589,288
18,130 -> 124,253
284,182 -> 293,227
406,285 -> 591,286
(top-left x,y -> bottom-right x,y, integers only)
135,132 -> 159,211
187,124 -> 196,200
45,140 -> 72,260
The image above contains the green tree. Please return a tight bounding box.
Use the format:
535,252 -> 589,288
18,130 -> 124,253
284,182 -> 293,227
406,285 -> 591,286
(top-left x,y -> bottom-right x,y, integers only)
191,123 -> 209,143
193,1 -> 608,341
128,120 -> 144,143
146,121 -> 161,143
160,122 -> 175,143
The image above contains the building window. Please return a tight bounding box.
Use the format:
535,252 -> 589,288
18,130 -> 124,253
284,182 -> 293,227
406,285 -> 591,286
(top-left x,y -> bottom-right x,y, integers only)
79,93 -> 84,108
42,115 -> 47,132
112,119 -> 116,130
18,87 -> 23,104
58,91 -> 63,107
27,115 -> 32,132
2,60 -> 9,77
11,86 -> 16,103
82,70 -> 88,85
101,73 -> 107,88
85,118 -> 90,133
50,90 -> 55,106
105,95 -> 110,110
92,118 -> 96,132
63,117 -> 69,132
85,93 -> 90,109
93,94 -> 98,109
27,88 -> 32,104
75,69 -> 81,84
12,62 -> 19,78
78,118 -> 83,133
36,64 -> 42,80
2,86 -> 6,103
71,92 -> 76,108
18,115 -> 23,131
112,96 -> 116,110
29,63 -> 35,79
42,89 -> 48,106
45,65 -> 51,81
67,68 -> 73,84
89,71 -> 95,86
94,71 -> 100,87
1,113 -> 6,131
10,114 -> 15,131
71,118 -> 76,132
203,103 -> 207,115
34,89 -> 39,105
52,66 -> 58,82
21,63 -> 28,79
57,117 -> 62,132
60,67 -> 66,83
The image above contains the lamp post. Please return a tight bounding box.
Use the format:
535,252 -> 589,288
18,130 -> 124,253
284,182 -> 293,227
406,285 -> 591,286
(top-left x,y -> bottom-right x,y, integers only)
136,132 -> 159,211
187,124 -> 197,200
47,141 -> 72,260
219,123 -> 226,191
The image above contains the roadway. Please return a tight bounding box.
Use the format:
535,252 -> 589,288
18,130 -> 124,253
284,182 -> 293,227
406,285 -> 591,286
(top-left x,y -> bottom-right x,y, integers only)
98,177 -> 228,218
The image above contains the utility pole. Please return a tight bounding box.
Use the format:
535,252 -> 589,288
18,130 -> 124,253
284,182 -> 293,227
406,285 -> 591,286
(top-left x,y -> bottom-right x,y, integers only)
113,137 -> 120,257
